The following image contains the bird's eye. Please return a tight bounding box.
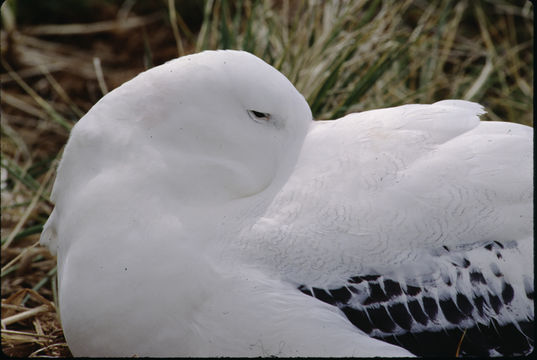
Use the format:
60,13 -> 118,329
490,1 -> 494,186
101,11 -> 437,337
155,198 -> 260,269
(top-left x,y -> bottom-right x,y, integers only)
248,110 -> 271,123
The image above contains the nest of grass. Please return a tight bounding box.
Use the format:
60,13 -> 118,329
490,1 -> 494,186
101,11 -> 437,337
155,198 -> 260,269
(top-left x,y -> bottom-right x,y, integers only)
1,0 -> 532,357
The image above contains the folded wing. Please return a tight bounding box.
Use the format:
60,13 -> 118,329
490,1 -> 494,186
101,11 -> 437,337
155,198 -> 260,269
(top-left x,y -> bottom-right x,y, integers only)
241,100 -> 533,356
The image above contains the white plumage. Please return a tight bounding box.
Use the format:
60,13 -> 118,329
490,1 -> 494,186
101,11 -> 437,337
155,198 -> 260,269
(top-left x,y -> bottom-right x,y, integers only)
41,50 -> 533,357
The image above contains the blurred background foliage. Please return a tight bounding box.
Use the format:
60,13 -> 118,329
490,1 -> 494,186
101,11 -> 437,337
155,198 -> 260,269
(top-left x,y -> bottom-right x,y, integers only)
0,0 -> 533,357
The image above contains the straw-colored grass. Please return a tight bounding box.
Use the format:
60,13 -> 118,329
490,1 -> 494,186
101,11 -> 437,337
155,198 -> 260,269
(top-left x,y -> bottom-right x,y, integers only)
1,0 -> 532,357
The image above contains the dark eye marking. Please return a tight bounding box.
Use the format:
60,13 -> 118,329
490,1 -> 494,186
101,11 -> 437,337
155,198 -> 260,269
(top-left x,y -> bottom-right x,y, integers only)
247,110 -> 271,122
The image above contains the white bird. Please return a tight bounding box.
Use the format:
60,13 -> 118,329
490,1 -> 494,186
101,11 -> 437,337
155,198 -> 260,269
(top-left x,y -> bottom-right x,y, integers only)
40,50 -> 533,357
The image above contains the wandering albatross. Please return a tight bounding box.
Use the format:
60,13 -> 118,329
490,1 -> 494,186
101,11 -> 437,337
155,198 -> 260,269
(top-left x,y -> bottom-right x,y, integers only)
40,50 -> 533,357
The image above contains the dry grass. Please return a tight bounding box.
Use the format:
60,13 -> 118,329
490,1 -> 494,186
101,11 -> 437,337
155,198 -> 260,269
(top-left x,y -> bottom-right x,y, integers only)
1,0 -> 533,357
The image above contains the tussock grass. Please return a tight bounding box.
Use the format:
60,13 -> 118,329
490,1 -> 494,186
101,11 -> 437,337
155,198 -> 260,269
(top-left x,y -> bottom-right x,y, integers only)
1,0 -> 532,357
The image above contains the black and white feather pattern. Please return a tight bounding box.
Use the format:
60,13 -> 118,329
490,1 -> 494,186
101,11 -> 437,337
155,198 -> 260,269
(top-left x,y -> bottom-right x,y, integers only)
298,239 -> 533,356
